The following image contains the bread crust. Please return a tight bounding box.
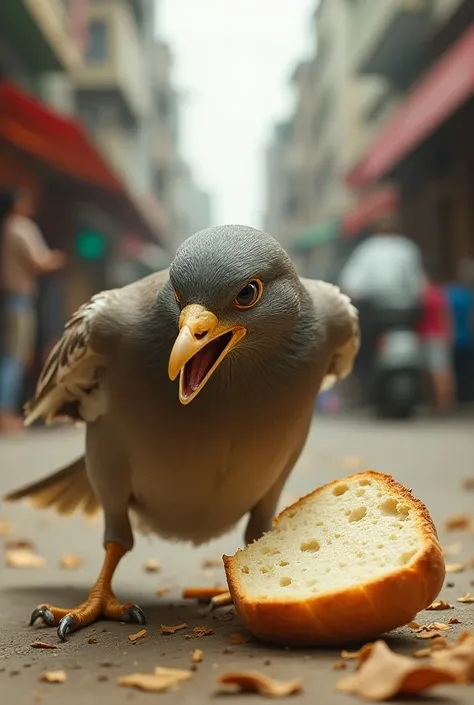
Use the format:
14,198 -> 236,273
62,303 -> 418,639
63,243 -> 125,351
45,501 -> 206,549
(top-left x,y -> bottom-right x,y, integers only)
223,471 -> 445,647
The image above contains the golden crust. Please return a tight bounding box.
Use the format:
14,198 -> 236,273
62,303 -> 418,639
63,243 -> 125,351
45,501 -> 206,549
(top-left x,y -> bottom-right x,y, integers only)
223,471 -> 445,647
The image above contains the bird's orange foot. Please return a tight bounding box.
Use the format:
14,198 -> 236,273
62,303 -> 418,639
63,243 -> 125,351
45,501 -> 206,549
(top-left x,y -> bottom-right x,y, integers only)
30,592 -> 145,641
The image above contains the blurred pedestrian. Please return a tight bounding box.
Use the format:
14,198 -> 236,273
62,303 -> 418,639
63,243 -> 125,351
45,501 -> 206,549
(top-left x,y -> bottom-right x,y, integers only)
0,187 -> 66,433
418,274 -> 455,413
445,258 -> 474,404
339,214 -> 424,393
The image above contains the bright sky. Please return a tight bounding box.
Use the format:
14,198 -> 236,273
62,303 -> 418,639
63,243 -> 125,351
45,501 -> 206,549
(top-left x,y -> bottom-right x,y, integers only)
158,0 -> 316,228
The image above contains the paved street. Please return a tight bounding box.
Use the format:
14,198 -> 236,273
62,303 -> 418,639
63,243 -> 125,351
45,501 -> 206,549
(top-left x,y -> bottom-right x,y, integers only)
1,415 -> 473,704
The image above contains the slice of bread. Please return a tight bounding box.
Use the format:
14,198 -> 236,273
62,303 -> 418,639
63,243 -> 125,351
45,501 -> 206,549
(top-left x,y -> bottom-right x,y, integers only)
224,471 -> 445,647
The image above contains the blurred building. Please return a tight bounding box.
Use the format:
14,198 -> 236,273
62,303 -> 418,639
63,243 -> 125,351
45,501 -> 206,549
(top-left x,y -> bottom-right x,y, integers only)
0,0 -> 197,394
265,0 -> 355,279
265,0 -> 473,283
173,160 -> 212,248
343,0 -> 473,281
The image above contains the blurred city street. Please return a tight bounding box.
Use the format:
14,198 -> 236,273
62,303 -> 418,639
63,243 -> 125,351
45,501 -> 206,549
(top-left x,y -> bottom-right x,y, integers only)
1,416 -> 473,703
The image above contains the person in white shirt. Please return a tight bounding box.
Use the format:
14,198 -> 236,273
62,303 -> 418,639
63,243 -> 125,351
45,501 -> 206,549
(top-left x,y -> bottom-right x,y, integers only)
339,214 -> 424,390
339,214 -> 424,310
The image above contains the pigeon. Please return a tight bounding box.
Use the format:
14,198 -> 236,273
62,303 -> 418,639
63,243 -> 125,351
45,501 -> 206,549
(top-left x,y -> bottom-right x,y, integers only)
5,225 -> 359,640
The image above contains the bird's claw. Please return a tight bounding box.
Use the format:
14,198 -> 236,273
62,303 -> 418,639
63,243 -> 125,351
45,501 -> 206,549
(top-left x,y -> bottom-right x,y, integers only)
57,614 -> 77,641
122,604 -> 146,625
30,606 -> 55,627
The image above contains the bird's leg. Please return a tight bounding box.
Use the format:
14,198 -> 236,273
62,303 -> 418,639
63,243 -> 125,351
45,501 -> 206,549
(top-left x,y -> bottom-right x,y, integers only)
30,542 -> 145,641
244,463 -> 296,545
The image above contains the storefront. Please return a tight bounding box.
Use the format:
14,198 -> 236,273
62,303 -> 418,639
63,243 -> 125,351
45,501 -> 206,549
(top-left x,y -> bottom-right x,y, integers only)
344,25 -> 474,281
0,78 -> 162,391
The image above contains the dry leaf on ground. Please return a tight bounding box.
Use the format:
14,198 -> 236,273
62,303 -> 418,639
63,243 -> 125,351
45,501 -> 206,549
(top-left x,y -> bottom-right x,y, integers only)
143,558 -> 160,573
229,632 -> 252,645
128,629 -> 147,642
426,600 -> 453,611
431,634 -> 474,677
446,562 -> 466,574
336,640 -> 464,701
182,586 -> 228,600
118,666 -> 192,693
444,513 -> 472,531
218,671 -> 302,697
0,519 -> 12,536
59,553 -> 83,570
5,547 -> 45,568
161,623 -> 187,634
192,626 -> 214,637
415,629 -> 446,640
457,593 -> 474,603
426,623 -> 451,632
30,641 -> 57,650
448,617 -> 461,624
40,670 -> 67,683
413,637 -> 449,658
192,649 -> 203,663
88,636 -> 98,644
406,621 -> 421,629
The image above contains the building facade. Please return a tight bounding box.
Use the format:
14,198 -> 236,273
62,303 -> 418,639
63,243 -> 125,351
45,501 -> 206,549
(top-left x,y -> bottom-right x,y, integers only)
344,0 -> 473,280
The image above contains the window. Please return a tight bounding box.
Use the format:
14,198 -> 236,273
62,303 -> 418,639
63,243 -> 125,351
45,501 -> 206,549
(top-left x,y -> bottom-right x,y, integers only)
86,20 -> 108,61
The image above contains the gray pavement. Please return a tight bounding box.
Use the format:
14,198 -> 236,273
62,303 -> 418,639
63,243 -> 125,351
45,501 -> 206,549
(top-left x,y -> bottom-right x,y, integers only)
0,415 -> 473,704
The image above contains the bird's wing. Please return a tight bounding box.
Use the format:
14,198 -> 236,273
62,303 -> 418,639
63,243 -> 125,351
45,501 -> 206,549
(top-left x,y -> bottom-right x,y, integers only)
300,278 -> 360,391
25,271 -> 170,426
24,290 -> 116,426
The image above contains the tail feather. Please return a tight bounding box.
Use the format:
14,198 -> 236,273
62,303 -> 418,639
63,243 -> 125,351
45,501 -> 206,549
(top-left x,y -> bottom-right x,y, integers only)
4,457 -> 101,517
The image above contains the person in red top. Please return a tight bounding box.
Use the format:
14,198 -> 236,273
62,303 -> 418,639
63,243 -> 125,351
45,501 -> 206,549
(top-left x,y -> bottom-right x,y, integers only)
418,275 -> 454,412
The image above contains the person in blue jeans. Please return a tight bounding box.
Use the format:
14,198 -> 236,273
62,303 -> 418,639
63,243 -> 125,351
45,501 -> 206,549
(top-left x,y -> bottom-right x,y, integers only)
445,259 -> 474,404
0,187 -> 66,433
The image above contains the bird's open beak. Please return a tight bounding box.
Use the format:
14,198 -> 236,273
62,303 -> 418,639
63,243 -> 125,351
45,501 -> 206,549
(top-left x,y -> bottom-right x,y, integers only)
168,304 -> 246,404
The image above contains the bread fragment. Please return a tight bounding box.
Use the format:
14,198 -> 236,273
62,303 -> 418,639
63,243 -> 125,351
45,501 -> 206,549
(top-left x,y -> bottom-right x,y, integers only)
224,472 -> 445,646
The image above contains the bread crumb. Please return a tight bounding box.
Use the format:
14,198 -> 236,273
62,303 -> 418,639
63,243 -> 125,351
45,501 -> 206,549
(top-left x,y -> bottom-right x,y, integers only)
128,629 -> 147,642
59,554 -> 83,570
445,563 -> 465,574
192,649 -> 203,663
217,671 -> 302,697
30,641 -> 57,650
161,623 -> 187,634
40,670 -> 67,683
192,627 -> 214,638
143,559 -> 160,573
5,547 -> 45,568
444,514 -> 472,531
457,592 -> 474,603
118,666 -> 192,693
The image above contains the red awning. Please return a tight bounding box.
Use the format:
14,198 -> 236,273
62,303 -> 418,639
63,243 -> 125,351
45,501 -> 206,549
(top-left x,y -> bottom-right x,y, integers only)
342,185 -> 399,237
346,26 -> 474,189
0,79 -> 124,193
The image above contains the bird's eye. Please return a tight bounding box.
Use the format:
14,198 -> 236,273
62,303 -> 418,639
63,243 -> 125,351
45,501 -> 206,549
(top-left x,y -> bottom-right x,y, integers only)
233,279 -> 263,310
173,289 -> 180,305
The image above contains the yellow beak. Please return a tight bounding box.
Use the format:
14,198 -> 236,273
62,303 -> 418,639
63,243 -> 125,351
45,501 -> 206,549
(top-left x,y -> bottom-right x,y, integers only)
168,304 -> 246,404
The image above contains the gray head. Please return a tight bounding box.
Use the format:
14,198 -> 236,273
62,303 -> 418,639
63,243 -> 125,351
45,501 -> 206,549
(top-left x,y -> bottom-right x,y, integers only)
166,225 -> 303,404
